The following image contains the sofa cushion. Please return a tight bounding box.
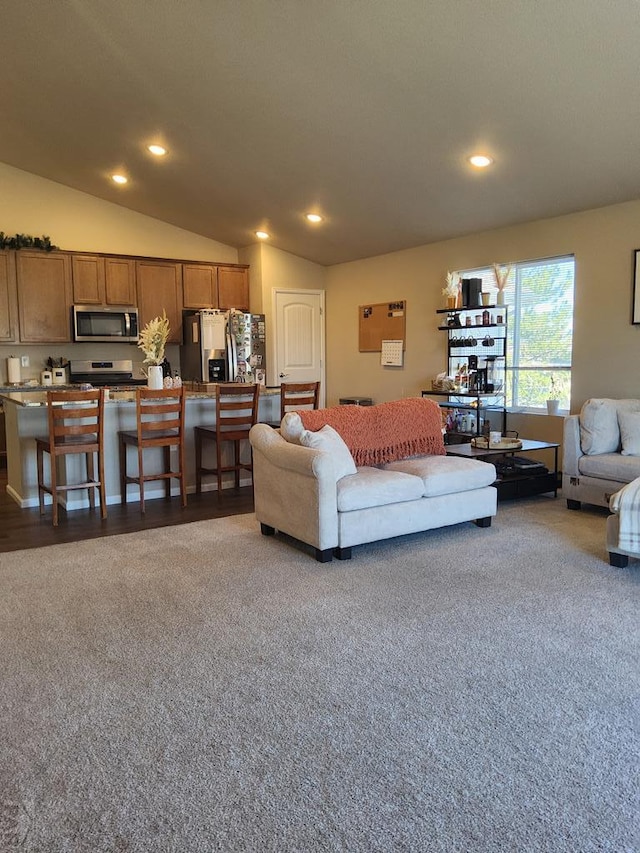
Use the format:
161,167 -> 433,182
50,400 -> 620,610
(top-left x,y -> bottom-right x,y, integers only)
280,411 -> 304,444
580,398 -> 640,455
580,399 -> 620,455
619,410 -> 640,456
578,452 -> 640,483
383,455 -> 496,497
299,424 -> 357,480
337,467 -> 425,511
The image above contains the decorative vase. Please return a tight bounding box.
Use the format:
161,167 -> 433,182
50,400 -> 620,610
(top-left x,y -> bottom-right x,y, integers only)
496,291 -> 505,306
546,399 -> 560,416
147,365 -> 164,390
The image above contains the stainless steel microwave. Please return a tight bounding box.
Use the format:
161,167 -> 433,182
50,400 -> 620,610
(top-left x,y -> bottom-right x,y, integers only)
73,305 -> 139,343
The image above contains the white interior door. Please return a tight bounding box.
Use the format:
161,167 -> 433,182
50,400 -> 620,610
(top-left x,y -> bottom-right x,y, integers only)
273,289 -> 325,405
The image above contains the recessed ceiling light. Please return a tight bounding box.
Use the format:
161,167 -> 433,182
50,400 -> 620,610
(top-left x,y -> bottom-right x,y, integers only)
147,144 -> 167,156
255,231 -> 270,240
468,154 -> 494,168
111,174 -> 128,184
305,213 -> 323,223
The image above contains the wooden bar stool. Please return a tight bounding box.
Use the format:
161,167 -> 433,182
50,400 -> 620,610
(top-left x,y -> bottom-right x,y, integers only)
280,381 -> 320,420
118,386 -> 186,512
195,384 -> 259,495
35,388 -> 106,526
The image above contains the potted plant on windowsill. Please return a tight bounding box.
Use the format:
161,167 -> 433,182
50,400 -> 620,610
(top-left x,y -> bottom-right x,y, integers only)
546,374 -> 560,416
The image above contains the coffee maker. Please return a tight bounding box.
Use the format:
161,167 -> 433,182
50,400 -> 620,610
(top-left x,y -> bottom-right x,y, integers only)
460,277 -> 483,308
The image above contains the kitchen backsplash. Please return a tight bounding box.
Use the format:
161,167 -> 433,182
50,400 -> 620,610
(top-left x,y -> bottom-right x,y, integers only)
0,343 -> 180,385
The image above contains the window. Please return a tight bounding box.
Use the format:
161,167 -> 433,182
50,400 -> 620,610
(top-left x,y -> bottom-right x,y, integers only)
455,256 -> 575,411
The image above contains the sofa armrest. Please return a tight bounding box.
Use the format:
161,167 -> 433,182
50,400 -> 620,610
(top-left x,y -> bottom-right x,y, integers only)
249,423 -> 340,551
249,423 -> 335,478
563,414 -> 583,478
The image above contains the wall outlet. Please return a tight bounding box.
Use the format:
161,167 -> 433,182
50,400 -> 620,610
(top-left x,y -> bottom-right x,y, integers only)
20,356 -> 29,367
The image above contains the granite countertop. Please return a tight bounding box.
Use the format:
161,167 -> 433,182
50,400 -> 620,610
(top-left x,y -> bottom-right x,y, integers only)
0,383 -> 77,393
0,385 -> 280,407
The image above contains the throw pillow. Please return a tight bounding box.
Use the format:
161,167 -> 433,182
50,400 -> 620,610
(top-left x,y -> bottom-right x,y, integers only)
280,411 -> 304,444
299,425 -> 357,479
618,411 -> 640,456
579,398 -> 620,455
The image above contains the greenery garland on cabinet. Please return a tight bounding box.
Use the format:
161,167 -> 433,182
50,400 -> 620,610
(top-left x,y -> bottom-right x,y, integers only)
0,232 -> 57,251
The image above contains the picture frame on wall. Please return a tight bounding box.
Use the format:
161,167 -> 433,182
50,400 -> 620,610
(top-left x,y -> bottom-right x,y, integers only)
634,249 -> 640,324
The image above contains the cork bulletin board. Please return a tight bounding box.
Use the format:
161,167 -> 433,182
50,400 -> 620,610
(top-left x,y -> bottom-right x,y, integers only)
358,301 -> 406,351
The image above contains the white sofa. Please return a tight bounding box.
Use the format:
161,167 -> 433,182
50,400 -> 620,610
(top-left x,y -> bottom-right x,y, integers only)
562,398 -> 640,510
249,405 -> 498,561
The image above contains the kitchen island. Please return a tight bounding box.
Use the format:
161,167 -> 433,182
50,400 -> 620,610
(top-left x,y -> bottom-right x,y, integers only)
1,387 -> 280,510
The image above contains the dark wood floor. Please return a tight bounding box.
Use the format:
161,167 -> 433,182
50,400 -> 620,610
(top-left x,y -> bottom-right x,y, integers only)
0,468 -> 254,553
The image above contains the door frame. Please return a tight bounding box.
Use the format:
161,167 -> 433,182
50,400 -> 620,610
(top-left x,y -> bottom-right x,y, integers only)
271,287 -> 326,405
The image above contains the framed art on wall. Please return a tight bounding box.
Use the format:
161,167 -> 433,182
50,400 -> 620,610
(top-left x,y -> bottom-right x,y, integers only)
634,249 -> 640,324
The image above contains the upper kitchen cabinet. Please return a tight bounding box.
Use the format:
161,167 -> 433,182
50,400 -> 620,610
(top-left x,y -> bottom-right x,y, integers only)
136,260 -> 182,344
0,252 -> 18,342
72,254 -> 136,306
104,256 -> 136,305
182,263 -> 250,311
72,254 -> 105,304
218,265 -> 249,311
182,263 -> 217,309
16,251 -> 73,342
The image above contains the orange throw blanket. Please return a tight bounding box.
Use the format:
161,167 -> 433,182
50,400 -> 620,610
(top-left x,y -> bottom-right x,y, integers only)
298,398 -> 445,466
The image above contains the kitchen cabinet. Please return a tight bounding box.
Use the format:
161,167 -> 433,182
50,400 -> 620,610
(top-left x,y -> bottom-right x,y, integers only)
72,254 -> 136,306
16,251 -> 73,342
182,263 -> 217,308
104,256 -> 136,305
218,265 -> 249,311
182,263 -> 250,311
72,254 -> 105,304
0,251 -> 18,342
136,260 -> 182,344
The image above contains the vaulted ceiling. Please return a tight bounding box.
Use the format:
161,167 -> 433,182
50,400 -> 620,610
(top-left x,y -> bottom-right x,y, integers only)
1,1 -> 639,265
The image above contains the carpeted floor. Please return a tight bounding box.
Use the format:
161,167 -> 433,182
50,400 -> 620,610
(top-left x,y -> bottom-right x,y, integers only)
1,497 -> 638,852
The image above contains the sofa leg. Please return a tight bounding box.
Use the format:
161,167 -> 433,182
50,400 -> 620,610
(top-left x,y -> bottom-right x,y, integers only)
260,523 -> 275,536
567,499 -> 581,510
315,548 -> 333,563
334,546 -> 352,560
474,516 -> 492,528
609,551 -> 629,568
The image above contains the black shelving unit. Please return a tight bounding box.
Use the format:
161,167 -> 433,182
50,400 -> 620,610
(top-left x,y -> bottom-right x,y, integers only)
423,304 -> 508,442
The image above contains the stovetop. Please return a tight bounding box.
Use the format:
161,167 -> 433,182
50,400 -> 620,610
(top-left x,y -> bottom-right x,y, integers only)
68,359 -> 147,387
69,373 -> 147,387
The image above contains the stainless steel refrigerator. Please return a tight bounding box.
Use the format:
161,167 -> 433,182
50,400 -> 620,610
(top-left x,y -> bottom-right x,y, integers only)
180,309 -> 267,384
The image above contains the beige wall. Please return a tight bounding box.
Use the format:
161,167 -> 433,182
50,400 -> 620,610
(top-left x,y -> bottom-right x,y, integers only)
0,162 -> 237,262
325,198 -> 640,455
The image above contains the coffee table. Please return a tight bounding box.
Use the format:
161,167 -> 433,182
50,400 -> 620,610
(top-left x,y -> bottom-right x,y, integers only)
446,438 -> 559,499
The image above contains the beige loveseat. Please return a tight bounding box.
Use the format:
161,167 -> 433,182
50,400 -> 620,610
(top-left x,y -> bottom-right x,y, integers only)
562,398 -> 640,510
249,398 -> 498,561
